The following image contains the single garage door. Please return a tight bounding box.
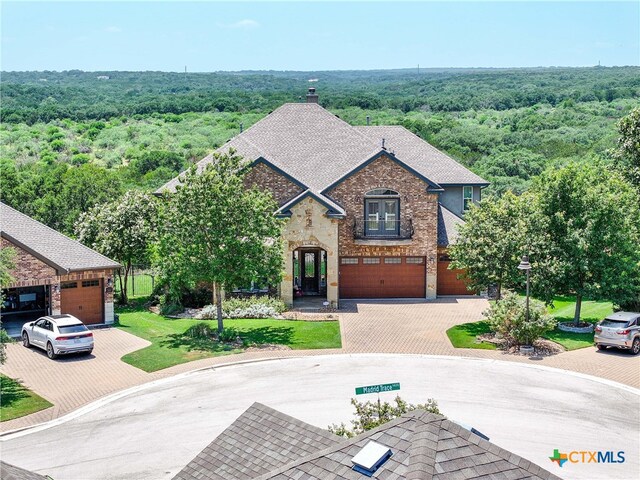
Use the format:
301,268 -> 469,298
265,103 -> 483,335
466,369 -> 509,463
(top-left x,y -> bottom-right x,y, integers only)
437,254 -> 471,295
339,256 -> 425,298
60,279 -> 103,324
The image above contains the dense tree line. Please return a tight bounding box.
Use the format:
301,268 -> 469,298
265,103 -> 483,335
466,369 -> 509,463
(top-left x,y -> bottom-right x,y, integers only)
2,67 -> 638,124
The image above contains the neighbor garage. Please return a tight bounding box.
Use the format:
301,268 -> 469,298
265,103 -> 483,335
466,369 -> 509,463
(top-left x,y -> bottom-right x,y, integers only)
339,256 -> 425,298
1,202 -> 121,336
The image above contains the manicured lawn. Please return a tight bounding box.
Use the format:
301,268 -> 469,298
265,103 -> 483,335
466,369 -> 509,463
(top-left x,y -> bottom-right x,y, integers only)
446,296 -> 613,351
446,321 -> 497,350
116,306 -> 342,372
542,296 -> 613,350
0,374 -> 52,422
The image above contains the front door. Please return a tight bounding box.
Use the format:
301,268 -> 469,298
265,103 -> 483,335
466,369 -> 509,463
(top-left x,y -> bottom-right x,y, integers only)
301,250 -> 319,294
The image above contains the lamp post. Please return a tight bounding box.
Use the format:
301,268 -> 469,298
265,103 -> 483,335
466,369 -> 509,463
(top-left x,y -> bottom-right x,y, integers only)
517,255 -> 531,323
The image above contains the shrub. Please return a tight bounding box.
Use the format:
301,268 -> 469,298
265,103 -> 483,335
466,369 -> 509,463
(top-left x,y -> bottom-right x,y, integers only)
483,291 -> 556,346
328,396 -> 440,439
186,322 -> 215,339
196,296 -> 286,319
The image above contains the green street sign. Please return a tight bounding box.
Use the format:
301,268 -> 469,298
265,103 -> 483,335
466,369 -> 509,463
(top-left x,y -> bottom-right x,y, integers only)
355,382 -> 401,395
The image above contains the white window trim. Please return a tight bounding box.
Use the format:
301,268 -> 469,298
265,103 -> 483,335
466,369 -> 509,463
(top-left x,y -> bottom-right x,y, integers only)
463,186 -> 473,211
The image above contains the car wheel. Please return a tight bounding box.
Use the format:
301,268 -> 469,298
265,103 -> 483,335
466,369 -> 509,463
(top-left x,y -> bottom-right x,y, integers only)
85,349 -> 93,356
596,344 -> 606,351
46,342 -> 58,359
631,338 -> 640,356
22,332 -> 31,348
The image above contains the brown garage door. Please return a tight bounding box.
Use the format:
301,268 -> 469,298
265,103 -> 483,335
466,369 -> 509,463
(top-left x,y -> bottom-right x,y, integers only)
60,279 -> 103,324
339,256 -> 425,298
437,255 -> 471,295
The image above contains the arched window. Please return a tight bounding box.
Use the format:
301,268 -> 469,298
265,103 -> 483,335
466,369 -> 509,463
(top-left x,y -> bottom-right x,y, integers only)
364,188 -> 400,236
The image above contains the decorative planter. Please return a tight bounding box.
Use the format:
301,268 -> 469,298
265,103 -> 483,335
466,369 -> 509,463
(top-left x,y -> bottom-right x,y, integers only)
558,322 -> 594,334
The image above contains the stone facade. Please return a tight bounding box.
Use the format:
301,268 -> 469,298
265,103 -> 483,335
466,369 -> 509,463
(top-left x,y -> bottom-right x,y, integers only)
1,238 -> 116,323
279,197 -> 339,307
325,154 -> 439,298
243,161 -> 304,207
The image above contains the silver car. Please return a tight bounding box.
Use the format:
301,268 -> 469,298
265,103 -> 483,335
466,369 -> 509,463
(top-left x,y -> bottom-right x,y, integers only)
594,312 -> 640,355
22,314 -> 94,359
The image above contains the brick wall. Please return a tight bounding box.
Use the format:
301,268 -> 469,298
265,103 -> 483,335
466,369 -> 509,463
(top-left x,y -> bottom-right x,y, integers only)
243,162 -> 304,207
1,238 -> 57,288
60,269 -> 117,304
325,154 -> 439,258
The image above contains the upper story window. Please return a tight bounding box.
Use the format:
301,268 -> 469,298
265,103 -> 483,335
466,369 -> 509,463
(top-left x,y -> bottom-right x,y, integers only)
364,188 -> 400,236
463,186 -> 473,211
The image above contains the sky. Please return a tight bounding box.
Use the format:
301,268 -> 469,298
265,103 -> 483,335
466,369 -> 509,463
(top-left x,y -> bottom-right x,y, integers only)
1,1 -> 638,71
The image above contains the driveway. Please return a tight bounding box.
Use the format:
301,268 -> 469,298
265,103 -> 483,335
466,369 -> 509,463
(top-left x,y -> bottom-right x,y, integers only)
1,298 -> 638,434
1,355 -> 637,480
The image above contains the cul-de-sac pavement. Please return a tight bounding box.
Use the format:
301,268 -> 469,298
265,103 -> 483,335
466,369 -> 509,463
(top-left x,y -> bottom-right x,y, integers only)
1,299 -> 638,480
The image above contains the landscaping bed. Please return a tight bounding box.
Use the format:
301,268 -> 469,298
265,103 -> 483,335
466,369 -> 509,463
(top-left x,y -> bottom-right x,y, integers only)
116,305 -> 341,372
0,374 -> 52,422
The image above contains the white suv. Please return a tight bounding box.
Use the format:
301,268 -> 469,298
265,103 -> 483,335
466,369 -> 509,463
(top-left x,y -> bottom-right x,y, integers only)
594,312 -> 640,355
22,314 -> 94,359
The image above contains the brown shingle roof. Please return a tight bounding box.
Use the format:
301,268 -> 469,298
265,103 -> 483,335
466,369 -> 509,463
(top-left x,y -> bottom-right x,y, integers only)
172,402 -> 342,480
0,202 -> 121,273
157,103 -> 486,196
178,404 -> 561,480
0,461 -> 48,480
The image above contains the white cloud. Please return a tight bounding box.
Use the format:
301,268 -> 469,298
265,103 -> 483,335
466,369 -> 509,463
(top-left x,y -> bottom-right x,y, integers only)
104,26 -> 122,33
218,19 -> 260,29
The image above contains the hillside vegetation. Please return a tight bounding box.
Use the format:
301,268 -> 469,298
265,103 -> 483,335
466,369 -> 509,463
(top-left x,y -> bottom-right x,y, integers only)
1,67 -> 638,234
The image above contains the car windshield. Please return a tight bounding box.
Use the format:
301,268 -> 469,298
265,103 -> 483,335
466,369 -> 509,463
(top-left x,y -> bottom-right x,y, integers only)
600,319 -> 629,328
57,324 -> 88,334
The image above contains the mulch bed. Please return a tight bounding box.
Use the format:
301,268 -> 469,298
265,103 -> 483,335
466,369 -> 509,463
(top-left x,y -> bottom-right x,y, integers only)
478,333 -> 565,357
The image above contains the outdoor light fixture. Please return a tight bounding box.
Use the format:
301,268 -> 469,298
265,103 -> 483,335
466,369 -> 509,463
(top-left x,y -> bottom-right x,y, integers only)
107,277 -> 113,287
517,255 -> 531,324
53,284 -> 60,293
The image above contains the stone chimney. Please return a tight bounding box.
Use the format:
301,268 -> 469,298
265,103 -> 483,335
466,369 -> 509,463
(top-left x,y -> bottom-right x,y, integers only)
306,87 -> 319,104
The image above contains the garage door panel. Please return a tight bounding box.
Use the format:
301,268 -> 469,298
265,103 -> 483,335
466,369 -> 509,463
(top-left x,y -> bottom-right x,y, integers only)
339,257 -> 425,299
437,261 -> 471,295
60,279 -> 103,324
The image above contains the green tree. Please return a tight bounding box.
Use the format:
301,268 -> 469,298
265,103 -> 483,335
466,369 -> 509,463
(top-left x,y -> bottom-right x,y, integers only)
157,150 -> 283,332
328,396 -> 440,439
76,191 -> 158,304
449,191 -> 556,300
612,107 -> 640,189
533,163 -> 640,324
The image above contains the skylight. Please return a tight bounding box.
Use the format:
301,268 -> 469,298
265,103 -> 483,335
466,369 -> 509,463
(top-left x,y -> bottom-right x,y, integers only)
351,440 -> 392,477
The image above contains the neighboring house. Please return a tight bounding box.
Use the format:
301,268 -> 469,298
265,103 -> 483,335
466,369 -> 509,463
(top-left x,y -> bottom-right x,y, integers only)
173,402 -> 560,480
0,461 -> 49,480
159,89 -> 488,306
0,203 -> 120,333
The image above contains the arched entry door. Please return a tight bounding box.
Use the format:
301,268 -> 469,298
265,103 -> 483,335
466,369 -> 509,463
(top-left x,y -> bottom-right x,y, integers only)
293,248 -> 327,296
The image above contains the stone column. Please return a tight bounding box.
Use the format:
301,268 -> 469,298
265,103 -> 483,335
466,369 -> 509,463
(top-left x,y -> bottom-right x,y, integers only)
51,283 -> 61,315
281,246 -> 294,306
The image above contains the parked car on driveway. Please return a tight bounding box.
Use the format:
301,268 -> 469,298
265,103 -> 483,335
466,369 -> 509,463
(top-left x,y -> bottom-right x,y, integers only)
22,314 -> 94,359
594,312 -> 640,355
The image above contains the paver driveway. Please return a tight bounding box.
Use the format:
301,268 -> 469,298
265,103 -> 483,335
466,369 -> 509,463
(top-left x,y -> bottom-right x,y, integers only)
1,298 -> 638,433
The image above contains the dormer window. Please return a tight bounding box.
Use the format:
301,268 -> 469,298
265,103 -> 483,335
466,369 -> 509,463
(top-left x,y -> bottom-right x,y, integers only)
364,188 -> 400,236
463,186 -> 473,211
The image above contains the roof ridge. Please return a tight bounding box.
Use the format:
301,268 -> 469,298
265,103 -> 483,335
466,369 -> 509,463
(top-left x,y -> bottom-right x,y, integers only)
0,202 -> 120,271
405,415 -> 442,480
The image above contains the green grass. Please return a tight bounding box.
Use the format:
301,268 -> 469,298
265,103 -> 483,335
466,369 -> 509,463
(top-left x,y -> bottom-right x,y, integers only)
0,374 -> 53,422
542,296 -> 613,350
446,321 -> 497,350
446,295 -> 613,351
116,305 -> 341,372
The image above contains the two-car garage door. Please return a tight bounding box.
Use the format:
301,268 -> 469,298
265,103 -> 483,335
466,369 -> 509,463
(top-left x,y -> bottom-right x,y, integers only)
60,279 -> 104,325
339,256 -> 425,298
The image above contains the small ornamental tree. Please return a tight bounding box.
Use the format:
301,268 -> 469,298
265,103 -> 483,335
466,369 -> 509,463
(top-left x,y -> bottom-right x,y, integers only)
76,190 -> 159,304
157,150 -> 284,333
483,291 -> 556,347
329,396 -> 440,439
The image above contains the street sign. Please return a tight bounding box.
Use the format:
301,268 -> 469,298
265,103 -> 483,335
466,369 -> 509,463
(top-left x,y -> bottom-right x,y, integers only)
355,382 -> 400,395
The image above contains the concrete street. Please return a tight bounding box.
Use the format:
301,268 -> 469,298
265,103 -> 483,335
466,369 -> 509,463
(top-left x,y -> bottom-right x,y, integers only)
1,354 -> 638,480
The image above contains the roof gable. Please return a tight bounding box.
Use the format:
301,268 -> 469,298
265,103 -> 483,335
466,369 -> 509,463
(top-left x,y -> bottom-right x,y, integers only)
0,203 -> 121,273
275,189 -> 346,218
